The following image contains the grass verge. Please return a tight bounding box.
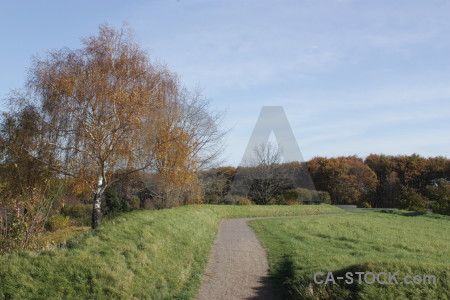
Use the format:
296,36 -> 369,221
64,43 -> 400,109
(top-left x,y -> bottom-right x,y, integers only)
249,210 -> 450,300
0,204 -> 342,299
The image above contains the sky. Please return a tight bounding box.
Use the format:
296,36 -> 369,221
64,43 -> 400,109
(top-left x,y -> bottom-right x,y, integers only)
1,0 -> 449,166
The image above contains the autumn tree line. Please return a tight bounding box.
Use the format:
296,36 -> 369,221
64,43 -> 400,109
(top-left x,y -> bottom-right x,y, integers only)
201,154 -> 450,213
309,154 -> 450,212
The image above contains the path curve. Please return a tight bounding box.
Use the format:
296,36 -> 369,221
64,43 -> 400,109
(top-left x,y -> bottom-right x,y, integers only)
196,213 -> 351,300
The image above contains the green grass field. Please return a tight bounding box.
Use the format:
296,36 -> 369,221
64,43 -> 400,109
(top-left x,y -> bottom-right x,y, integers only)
0,204 -> 342,300
249,210 -> 450,300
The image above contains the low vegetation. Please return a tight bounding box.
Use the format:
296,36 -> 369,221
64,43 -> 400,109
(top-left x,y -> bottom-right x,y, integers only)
0,204 -> 342,299
249,210 -> 450,299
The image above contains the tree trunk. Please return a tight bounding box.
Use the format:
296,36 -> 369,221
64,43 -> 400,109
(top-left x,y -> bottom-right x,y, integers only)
91,176 -> 106,230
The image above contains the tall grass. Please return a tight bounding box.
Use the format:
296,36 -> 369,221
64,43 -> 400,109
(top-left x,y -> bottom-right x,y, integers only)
0,204 -> 342,299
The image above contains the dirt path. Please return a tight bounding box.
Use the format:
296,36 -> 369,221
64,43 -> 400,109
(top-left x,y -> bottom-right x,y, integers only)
195,213 -> 350,300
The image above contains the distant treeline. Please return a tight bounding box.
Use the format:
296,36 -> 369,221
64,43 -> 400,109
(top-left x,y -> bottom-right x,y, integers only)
310,154 -> 449,210
201,154 -> 450,213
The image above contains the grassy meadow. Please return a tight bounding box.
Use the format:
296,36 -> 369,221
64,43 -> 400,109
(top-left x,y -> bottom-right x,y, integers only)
249,210 -> 450,300
0,204 -> 342,299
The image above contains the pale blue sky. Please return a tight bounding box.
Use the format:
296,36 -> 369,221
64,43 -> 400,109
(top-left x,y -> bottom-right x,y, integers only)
1,0 -> 449,165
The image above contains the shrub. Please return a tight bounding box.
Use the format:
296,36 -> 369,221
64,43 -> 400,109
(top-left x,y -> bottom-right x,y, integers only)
203,192 -> 220,204
1,188 -> 57,253
282,188 -> 319,204
285,199 -> 301,205
397,186 -> 429,213
223,194 -> 247,205
277,192 -> 301,205
103,188 -> 126,215
360,201 -> 372,208
317,191 -> 331,204
426,179 -> 450,216
283,189 -> 299,202
61,203 -> 92,226
237,198 -> 253,205
0,213 -> 28,253
296,188 -> 313,202
126,195 -> 141,211
281,189 -> 332,205
61,203 -> 92,219
46,215 -> 70,232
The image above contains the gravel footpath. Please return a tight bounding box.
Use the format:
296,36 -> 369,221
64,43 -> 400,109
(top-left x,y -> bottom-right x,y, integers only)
195,213 -> 351,300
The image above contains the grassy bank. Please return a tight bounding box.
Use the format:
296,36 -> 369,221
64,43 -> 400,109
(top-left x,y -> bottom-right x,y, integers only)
0,204 -> 342,299
249,210 -> 450,300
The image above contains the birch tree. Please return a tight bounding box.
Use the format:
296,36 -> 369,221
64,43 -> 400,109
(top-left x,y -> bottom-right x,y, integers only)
25,25 -> 177,228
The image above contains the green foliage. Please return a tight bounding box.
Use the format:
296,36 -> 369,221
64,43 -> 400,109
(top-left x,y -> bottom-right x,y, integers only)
296,188 -> 313,202
103,188 -> 126,215
281,188 -> 331,204
46,215 -> 70,232
126,195 -> 141,211
0,205 -> 342,299
426,179 -> 450,216
102,184 -> 142,215
397,185 -> 430,213
282,189 -> 299,202
61,203 -> 92,226
62,204 -> 92,219
317,191 -> 331,204
250,211 -> 450,300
